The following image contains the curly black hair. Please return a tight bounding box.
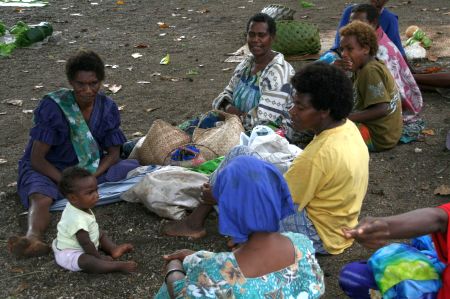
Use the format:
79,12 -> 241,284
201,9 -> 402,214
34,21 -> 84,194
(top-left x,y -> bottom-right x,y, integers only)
351,4 -> 379,24
291,63 -> 353,121
65,49 -> 105,82
58,166 -> 93,197
246,13 -> 276,36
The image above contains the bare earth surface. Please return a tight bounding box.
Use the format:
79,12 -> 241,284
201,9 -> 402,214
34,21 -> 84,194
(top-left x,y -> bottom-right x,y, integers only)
0,0 -> 449,297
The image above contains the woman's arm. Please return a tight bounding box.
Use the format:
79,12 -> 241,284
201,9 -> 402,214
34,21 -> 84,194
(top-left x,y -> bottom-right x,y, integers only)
343,207 -> 449,249
164,259 -> 187,299
348,102 -> 390,123
93,145 -> 120,178
30,140 -> 63,183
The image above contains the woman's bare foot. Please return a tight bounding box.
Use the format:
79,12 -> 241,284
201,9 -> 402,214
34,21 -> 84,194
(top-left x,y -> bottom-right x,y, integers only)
8,235 -> 51,258
162,219 -> 207,239
111,243 -> 134,259
117,261 -> 138,273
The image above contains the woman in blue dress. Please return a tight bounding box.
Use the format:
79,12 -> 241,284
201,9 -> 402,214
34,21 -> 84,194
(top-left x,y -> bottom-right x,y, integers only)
8,50 -> 139,258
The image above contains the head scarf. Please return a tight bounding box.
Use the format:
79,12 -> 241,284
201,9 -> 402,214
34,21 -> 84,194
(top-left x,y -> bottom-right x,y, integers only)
213,156 -> 295,244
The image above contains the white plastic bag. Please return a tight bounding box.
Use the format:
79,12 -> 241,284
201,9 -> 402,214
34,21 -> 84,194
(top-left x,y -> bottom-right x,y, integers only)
120,166 -> 209,220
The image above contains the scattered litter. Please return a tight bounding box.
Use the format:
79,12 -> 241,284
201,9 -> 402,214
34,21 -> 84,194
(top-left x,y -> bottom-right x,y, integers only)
300,1 -> 315,8
56,59 -> 66,63
106,84 -> 122,94
7,182 -> 17,187
126,67 -> 133,71
137,81 -> 151,84
134,43 -> 148,48
0,112 -> 6,115
197,8 -> 209,13
132,131 -> 144,137
118,105 -> 125,111
22,109 -> 33,114
434,185 -> 450,196
131,52 -> 142,59
91,2 -> 99,5
414,147 -> 422,153
427,55 -> 438,62
146,107 -> 160,113
160,54 -> 170,65
0,0 -> 48,7
159,33 -> 167,37
160,75 -> 181,82
150,72 -> 161,77
421,129 -> 435,136
222,67 -> 232,71
116,0 -> 124,4
174,35 -> 186,41
0,158 -> 7,164
157,22 -> 169,29
2,99 -> 23,106
33,84 -> 44,90
171,13 -> 181,17
68,40 -> 77,44
186,69 -> 199,76
105,64 -> 119,69
30,97 -> 39,101
238,6 -> 245,9
70,13 -> 83,16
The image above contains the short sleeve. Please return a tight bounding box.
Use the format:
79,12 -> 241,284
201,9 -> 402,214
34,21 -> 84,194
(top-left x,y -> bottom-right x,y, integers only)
432,204 -> 450,264
357,66 -> 391,109
98,99 -> 127,148
65,213 -> 92,237
284,154 -> 325,210
30,98 -> 69,145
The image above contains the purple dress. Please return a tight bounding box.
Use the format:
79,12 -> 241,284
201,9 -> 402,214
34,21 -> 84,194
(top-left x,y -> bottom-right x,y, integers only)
17,92 -> 139,209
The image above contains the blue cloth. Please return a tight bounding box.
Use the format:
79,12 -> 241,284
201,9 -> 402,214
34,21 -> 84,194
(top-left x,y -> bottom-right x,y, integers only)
331,5 -> 405,57
212,155 -> 295,244
49,165 -> 160,211
18,92 -> 133,208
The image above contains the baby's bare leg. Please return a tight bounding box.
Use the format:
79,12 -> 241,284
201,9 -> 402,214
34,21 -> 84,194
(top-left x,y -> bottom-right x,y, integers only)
98,232 -> 133,259
78,253 -> 137,274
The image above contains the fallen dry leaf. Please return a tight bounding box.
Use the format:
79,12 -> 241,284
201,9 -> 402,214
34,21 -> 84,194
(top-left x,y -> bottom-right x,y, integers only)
33,84 -> 44,90
427,55 -> 439,62
131,53 -> 143,59
30,97 -> 39,101
126,67 -> 133,71
108,84 -> 122,94
157,22 -> 169,29
222,67 -> 232,71
146,107 -> 160,113
159,33 -> 167,37
434,185 -> 450,196
2,99 -> 23,107
0,112 -> 6,115
132,131 -> 144,137
421,129 -> 435,136
197,8 -> 209,13
9,267 -> 24,273
116,0 -> 124,4
118,105 -> 126,111
7,182 -> 17,187
0,158 -> 7,164
22,110 -> 33,114
134,43 -> 149,48
137,81 -> 151,84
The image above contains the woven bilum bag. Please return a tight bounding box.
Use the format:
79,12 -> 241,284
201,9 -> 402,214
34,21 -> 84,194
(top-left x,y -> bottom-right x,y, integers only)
137,119 -> 190,165
272,20 -> 321,55
192,110 -> 244,159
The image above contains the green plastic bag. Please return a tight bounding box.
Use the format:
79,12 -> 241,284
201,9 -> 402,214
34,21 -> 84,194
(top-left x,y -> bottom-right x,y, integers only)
189,156 -> 224,175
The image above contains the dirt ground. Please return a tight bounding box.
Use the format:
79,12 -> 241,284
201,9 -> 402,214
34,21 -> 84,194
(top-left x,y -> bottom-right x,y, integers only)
0,0 -> 449,298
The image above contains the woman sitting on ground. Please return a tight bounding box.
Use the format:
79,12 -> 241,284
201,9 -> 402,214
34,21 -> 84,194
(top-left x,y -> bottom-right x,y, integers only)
164,63 -> 369,256
340,21 -> 403,151
344,3 -> 422,122
8,50 -> 139,258
340,204 -> 450,298
155,156 -> 324,298
212,12 -> 295,137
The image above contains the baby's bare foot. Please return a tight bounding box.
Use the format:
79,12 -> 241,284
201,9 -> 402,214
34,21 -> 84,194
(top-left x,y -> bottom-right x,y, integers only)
111,243 -> 134,259
118,261 -> 138,273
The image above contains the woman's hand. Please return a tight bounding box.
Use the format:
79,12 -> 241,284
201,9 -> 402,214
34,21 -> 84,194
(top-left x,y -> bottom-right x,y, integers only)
201,183 -> 217,206
342,217 -> 390,249
163,249 -> 195,262
332,58 -> 353,72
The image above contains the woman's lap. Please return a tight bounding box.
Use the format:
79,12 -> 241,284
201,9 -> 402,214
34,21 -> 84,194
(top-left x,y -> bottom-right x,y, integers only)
18,159 -> 140,209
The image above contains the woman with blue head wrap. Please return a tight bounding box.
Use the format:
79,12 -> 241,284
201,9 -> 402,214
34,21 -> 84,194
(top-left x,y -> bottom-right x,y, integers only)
155,156 -> 324,298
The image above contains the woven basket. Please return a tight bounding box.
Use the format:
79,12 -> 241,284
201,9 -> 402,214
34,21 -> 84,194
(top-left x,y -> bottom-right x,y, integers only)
137,119 -> 190,165
261,4 -> 296,21
192,110 -> 244,157
272,20 -> 321,55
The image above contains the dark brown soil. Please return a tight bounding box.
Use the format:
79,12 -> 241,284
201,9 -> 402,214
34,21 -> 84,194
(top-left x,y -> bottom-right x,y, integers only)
0,0 -> 449,297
